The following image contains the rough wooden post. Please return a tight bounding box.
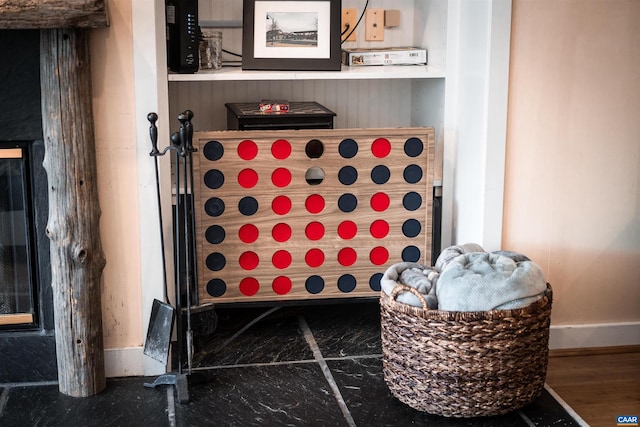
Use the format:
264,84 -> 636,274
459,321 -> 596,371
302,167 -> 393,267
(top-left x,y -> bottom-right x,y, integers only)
40,27 -> 107,397
0,0 -> 109,29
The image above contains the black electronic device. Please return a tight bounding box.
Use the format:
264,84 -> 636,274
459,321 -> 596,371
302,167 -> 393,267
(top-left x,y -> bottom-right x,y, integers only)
166,0 -> 199,73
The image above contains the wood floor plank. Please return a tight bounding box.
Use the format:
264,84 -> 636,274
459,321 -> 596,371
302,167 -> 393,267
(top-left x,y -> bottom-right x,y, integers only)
546,350 -> 640,427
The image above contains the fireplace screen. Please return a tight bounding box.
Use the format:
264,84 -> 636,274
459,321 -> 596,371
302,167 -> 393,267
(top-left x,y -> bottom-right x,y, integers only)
0,145 -> 36,327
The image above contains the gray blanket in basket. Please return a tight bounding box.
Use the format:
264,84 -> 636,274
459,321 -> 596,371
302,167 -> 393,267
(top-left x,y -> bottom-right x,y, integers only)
381,243 -> 484,308
380,262 -> 439,308
437,252 -> 548,311
381,244 -> 547,311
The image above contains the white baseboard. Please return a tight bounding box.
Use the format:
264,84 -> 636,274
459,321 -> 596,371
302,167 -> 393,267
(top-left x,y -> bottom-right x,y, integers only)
549,321 -> 640,350
104,346 -> 165,378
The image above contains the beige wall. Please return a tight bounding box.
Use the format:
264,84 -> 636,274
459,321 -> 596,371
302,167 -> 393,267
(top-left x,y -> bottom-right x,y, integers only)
90,0 -> 142,349
504,0 -> 640,324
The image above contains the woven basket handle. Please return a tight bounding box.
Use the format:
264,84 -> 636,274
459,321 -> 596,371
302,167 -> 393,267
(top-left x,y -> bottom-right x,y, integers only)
390,284 -> 430,310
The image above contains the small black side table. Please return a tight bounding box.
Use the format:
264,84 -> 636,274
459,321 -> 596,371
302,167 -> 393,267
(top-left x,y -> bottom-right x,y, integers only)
225,101 -> 336,130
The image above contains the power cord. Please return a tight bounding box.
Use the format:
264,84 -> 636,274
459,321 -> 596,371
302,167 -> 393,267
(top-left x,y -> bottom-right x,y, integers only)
223,49 -> 242,58
341,0 -> 369,45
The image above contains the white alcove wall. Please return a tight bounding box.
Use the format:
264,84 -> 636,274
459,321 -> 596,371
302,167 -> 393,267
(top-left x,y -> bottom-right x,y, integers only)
131,0 -> 511,376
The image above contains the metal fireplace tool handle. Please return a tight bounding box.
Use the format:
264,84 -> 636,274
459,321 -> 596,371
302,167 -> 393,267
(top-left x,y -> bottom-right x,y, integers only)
143,111 -> 198,404
142,113 -> 177,372
178,110 -> 198,374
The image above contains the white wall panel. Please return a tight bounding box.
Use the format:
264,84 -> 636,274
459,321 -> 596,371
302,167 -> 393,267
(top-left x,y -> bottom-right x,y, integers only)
168,79 -> 435,131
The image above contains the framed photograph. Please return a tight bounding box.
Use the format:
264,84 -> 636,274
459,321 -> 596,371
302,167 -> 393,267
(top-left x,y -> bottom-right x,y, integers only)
242,0 -> 342,71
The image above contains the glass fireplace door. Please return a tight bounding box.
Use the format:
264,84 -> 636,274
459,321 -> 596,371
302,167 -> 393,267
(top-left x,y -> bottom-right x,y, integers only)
0,145 -> 36,327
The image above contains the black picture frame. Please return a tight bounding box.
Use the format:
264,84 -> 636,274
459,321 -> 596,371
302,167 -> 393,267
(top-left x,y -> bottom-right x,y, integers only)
242,0 -> 342,71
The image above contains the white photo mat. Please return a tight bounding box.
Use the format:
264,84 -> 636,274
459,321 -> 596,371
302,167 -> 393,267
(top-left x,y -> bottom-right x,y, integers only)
253,1 -> 331,59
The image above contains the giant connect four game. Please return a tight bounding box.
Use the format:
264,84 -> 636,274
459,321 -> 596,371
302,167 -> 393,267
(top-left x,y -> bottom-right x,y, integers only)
192,128 -> 434,304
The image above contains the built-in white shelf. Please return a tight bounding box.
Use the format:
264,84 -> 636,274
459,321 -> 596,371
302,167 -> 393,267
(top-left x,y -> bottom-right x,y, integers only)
167,65 -> 445,82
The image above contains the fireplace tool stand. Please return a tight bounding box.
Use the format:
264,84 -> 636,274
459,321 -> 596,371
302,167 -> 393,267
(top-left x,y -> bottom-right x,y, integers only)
143,111 -> 199,404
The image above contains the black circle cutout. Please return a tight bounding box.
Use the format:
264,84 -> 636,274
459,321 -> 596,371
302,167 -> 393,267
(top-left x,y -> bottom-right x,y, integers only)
238,197 -> 259,216
369,273 -> 383,292
337,274 -> 357,293
206,252 -> 226,271
339,139 -> 358,159
305,275 -> 325,294
204,169 -> 225,189
338,166 -> 358,185
404,137 -> 424,157
403,192 -> 423,211
206,279 -> 226,297
203,140 -> 224,161
305,167 -> 325,185
305,139 -> 324,158
205,225 -> 226,244
338,193 -> 358,213
371,165 -> 390,184
402,219 -> 422,238
403,164 -> 423,184
204,197 -> 225,217
402,246 -> 421,262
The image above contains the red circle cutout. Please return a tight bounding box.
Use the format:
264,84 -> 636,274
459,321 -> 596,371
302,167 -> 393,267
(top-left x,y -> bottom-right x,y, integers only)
305,248 -> 325,267
372,138 -> 391,158
271,139 -> 292,160
271,168 -> 292,187
370,246 -> 389,265
272,250 -> 292,269
305,222 -> 325,240
305,194 -> 325,214
338,247 -> 357,266
370,220 -> 390,238
238,168 -> 258,188
271,195 -> 292,215
272,223 -> 292,242
239,277 -> 259,296
239,251 -> 259,270
238,224 -> 259,243
237,140 -> 258,160
337,221 -> 358,240
370,192 -> 390,212
272,276 -> 292,295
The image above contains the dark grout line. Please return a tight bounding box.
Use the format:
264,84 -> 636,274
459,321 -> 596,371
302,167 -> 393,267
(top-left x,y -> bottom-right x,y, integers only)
190,358 -> 320,371
0,387 -> 9,418
298,315 -> 357,427
213,306 -> 282,355
166,387 -> 176,427
189,354 -> 383,372
0,381 -> 58,388
517,410 -> 537,427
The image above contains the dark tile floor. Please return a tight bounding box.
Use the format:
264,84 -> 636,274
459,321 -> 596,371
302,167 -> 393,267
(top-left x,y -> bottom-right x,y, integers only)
0,301 -> 586,427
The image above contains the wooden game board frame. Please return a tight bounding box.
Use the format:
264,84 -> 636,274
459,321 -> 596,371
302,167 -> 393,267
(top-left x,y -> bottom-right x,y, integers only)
192,128 -> 434,304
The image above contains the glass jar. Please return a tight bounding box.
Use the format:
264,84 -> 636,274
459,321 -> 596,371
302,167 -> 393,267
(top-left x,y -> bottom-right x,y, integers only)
199,30 -> 222,70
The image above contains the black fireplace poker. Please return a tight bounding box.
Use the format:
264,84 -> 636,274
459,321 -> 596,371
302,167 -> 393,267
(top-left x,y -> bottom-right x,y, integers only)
143,110 -> 198,404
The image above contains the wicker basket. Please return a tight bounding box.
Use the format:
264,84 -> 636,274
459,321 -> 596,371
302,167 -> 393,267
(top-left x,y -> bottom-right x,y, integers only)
380,283 -> 552,417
